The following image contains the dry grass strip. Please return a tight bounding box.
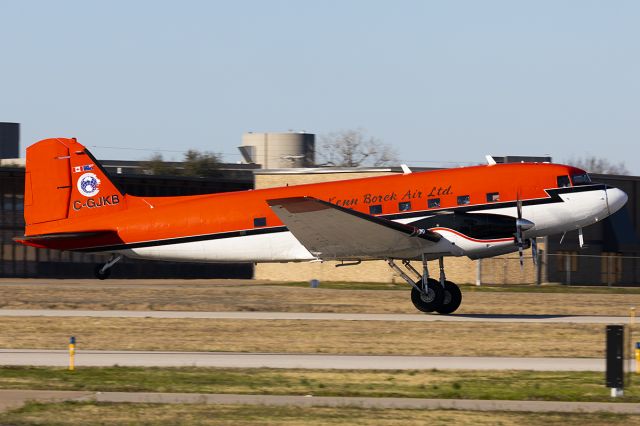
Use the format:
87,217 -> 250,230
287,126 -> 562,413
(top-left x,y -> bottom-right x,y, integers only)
0,317 -> 606,357
1,279 -> 640,315
1,403 -> 637,426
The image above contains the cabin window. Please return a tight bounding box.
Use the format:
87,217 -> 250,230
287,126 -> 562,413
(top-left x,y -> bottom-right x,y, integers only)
399,201 -> 411,212
557,175 -> 571,188
486,192 -> 500,202
571,173 -> 592,186
457,195 -> 470,205
369,204 -> 382,215
253,217 -> 267,227
428,198 -> 440,208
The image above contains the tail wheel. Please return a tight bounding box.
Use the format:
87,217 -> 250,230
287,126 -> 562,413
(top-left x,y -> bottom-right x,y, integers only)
435,281 -> 462,314
411,278 -> 444,313
94,264 -> 111,280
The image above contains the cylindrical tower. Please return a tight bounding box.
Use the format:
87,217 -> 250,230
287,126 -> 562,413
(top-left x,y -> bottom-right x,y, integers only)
239,132 -> 315,168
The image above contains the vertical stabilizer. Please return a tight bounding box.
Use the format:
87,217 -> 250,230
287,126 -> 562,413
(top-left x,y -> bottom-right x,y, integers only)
24,138 -> 126,226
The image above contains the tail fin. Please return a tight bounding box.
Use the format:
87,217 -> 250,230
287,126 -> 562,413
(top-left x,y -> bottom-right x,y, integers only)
25,138 -> 126,226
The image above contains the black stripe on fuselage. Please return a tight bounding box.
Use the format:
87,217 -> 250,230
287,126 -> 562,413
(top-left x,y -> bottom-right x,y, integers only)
75,184 -> 606,253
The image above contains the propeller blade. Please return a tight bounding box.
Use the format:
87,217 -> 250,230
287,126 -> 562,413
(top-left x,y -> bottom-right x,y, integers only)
518,243 -> 524,269
531,238 -> 538,266
578,227 -> 584,248
515,192 -> 524,269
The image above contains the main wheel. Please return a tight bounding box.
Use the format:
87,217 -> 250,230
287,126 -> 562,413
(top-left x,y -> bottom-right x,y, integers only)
94,264 -> 111,280
436,281 -> 462,314
411,278 -> 444,313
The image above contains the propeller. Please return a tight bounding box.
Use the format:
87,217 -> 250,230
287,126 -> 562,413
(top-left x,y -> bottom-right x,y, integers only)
515,196 -> 524,268
515,194 -> 535,269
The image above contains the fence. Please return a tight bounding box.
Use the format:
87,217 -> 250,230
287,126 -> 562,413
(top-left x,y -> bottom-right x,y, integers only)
476,252 -> 640,286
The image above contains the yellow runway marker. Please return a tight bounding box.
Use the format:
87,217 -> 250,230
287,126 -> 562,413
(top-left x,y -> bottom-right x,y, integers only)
69,336 -> 75,371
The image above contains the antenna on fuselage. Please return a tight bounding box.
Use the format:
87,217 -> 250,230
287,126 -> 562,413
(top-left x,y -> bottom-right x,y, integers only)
485,155 -> 497,166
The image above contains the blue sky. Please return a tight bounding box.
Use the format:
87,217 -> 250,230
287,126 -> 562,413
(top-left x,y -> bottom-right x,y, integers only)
1,1 -> 638,172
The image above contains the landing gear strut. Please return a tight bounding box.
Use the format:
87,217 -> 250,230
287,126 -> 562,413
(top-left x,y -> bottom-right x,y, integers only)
94,255 -> 122,280
387,256 -> 462,314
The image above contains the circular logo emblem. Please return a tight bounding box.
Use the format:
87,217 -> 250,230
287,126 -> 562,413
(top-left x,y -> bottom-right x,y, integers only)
77,173 -> 101,197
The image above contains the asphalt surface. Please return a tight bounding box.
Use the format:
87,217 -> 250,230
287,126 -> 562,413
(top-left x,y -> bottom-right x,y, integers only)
0,390 -> 90,412
1,390 -> 639,414
0,349 -> 616,371
0,309 -> 632,324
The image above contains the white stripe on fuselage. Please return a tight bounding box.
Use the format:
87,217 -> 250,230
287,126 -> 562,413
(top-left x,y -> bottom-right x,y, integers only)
118,230 -> 317,263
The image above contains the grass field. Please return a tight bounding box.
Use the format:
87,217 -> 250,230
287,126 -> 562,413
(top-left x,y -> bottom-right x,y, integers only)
0,317 -> 609,357
1,367 -> 639,402
1,279 -> 639,316
1,402 -> 638,426
0,403 -> 640,426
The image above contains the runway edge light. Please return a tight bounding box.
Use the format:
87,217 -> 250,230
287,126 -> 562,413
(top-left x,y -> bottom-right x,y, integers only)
69,336 -> 76,371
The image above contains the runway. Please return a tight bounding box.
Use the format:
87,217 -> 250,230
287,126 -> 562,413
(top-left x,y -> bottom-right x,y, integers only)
0,349 -> 614,371
0,309 -> 631,324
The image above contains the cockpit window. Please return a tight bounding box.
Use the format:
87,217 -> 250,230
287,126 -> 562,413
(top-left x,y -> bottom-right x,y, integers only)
557,175 -> 571,188
571,173 -> 592,186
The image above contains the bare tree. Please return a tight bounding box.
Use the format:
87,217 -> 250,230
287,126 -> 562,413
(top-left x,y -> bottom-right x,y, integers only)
317,129 -> 398,167
567,156 -> 629,175
143,153 -> 179,176
143,150 -> 222,177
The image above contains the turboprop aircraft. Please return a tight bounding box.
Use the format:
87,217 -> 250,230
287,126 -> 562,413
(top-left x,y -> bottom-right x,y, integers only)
15,138 -> 628,314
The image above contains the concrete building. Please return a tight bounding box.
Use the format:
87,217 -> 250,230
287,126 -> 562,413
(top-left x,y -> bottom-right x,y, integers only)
239,132 -> 315,168
254,167 -> 639,286
546,173 -> 640,285
0,122 -> 19,159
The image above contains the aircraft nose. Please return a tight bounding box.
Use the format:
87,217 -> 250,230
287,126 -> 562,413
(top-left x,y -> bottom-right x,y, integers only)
606,187 -> 628,215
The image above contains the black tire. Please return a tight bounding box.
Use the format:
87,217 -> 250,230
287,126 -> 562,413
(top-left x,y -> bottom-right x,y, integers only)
94,264 -> 111,280
411,278 -> 444,313
436,281 -> 462,314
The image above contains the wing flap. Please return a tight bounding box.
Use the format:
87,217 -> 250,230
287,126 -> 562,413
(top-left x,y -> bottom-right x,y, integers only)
267,197 -> 443,260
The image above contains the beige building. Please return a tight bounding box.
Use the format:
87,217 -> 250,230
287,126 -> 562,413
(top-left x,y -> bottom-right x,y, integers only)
254,168 -> 544,285
239,132 -> 315,169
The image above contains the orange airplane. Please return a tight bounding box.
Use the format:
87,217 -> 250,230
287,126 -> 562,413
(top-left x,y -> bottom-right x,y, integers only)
16,138 -> 628,314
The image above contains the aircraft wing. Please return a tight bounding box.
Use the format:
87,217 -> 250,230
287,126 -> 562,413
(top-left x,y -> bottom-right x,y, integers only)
267,196 -> 451,260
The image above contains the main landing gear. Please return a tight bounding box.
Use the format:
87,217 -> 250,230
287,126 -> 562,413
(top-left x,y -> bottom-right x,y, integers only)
94,255 -> 122,280
387,256 -> 462,315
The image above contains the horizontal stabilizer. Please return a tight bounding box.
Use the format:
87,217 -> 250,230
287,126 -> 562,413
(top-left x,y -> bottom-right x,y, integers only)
267,196 -> 442,260
14,230 -> 121,251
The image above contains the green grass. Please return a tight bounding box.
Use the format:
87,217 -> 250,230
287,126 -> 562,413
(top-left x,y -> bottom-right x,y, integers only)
276,281 -> 640,294
1,402 -> 638,426
1,366 -> 640,403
